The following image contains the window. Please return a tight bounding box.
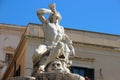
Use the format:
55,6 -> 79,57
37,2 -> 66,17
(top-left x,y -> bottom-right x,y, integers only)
5,53 -> 13,64
71,66 -> 94,80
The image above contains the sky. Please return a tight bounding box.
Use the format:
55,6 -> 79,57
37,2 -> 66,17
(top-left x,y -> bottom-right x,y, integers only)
0,0 -> 120,35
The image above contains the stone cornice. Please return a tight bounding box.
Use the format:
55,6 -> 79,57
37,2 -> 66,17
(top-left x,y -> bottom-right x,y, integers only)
70,57 -> 95,62
24,35 -> 120,52
25,35 -> 44,39
73,41 -> 120,51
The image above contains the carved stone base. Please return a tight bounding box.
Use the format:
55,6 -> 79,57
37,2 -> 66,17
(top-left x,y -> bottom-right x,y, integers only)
7,76 -> 36,80
7,73 -> 84,80
36,73 -> 84,80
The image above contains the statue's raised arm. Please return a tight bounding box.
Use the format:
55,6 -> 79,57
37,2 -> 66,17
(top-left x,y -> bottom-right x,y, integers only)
37,3 -> 58,24
37,8 -> 52,24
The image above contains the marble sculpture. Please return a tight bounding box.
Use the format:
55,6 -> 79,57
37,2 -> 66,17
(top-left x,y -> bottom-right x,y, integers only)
32,3 -> 85,80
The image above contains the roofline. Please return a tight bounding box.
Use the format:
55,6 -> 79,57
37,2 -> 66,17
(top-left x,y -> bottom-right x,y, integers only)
28,23 -> 42,26
0,23 -> 26,28
65,27 -> 120,37
28,23 -> 120,37
1,23 -> 120,37
0,23 -> 26,32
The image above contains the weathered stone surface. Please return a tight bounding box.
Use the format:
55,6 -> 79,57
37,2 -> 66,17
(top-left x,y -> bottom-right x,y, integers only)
36,73 -> 84,80
7,76 -> 35,80
7,73 -> 84,80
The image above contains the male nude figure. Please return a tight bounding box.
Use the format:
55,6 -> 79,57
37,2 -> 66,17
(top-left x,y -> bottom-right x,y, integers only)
32,3 -> 75,72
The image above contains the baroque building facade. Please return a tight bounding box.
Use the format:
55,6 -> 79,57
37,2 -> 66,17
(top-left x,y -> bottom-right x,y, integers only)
1,23 -> 120,80
0,24 -> 25,79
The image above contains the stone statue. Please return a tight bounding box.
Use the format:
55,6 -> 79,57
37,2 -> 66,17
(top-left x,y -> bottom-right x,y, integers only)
32,3 -> 85,80
32,3 -> 75,72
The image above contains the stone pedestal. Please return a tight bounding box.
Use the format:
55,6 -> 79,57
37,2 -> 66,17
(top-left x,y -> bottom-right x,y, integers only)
7,73 -> 84,80
7,76 -> 35,80
36,73 -> 84,80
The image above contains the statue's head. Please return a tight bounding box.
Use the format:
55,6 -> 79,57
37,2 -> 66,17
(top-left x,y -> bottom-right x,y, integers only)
45,59 -> 71,73
49,3 -> 56,11
45,60 -> 63,73
48,3 -> 62,23
48,12 -> 62,23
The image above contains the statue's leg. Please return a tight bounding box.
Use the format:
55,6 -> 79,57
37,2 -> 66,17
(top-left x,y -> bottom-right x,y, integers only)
32,45 -> 48,67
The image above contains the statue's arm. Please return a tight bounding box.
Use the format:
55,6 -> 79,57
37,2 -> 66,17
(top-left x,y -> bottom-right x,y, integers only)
64,34 -> 75,56
37,8 -> 52,24
64,34 -> 72,44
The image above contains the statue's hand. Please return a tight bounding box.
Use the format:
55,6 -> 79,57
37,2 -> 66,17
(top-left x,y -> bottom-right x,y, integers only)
68,44 -> 75,57
37,8 -> 53,15
70,49 -> 75,57
49,3 -> 56,12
